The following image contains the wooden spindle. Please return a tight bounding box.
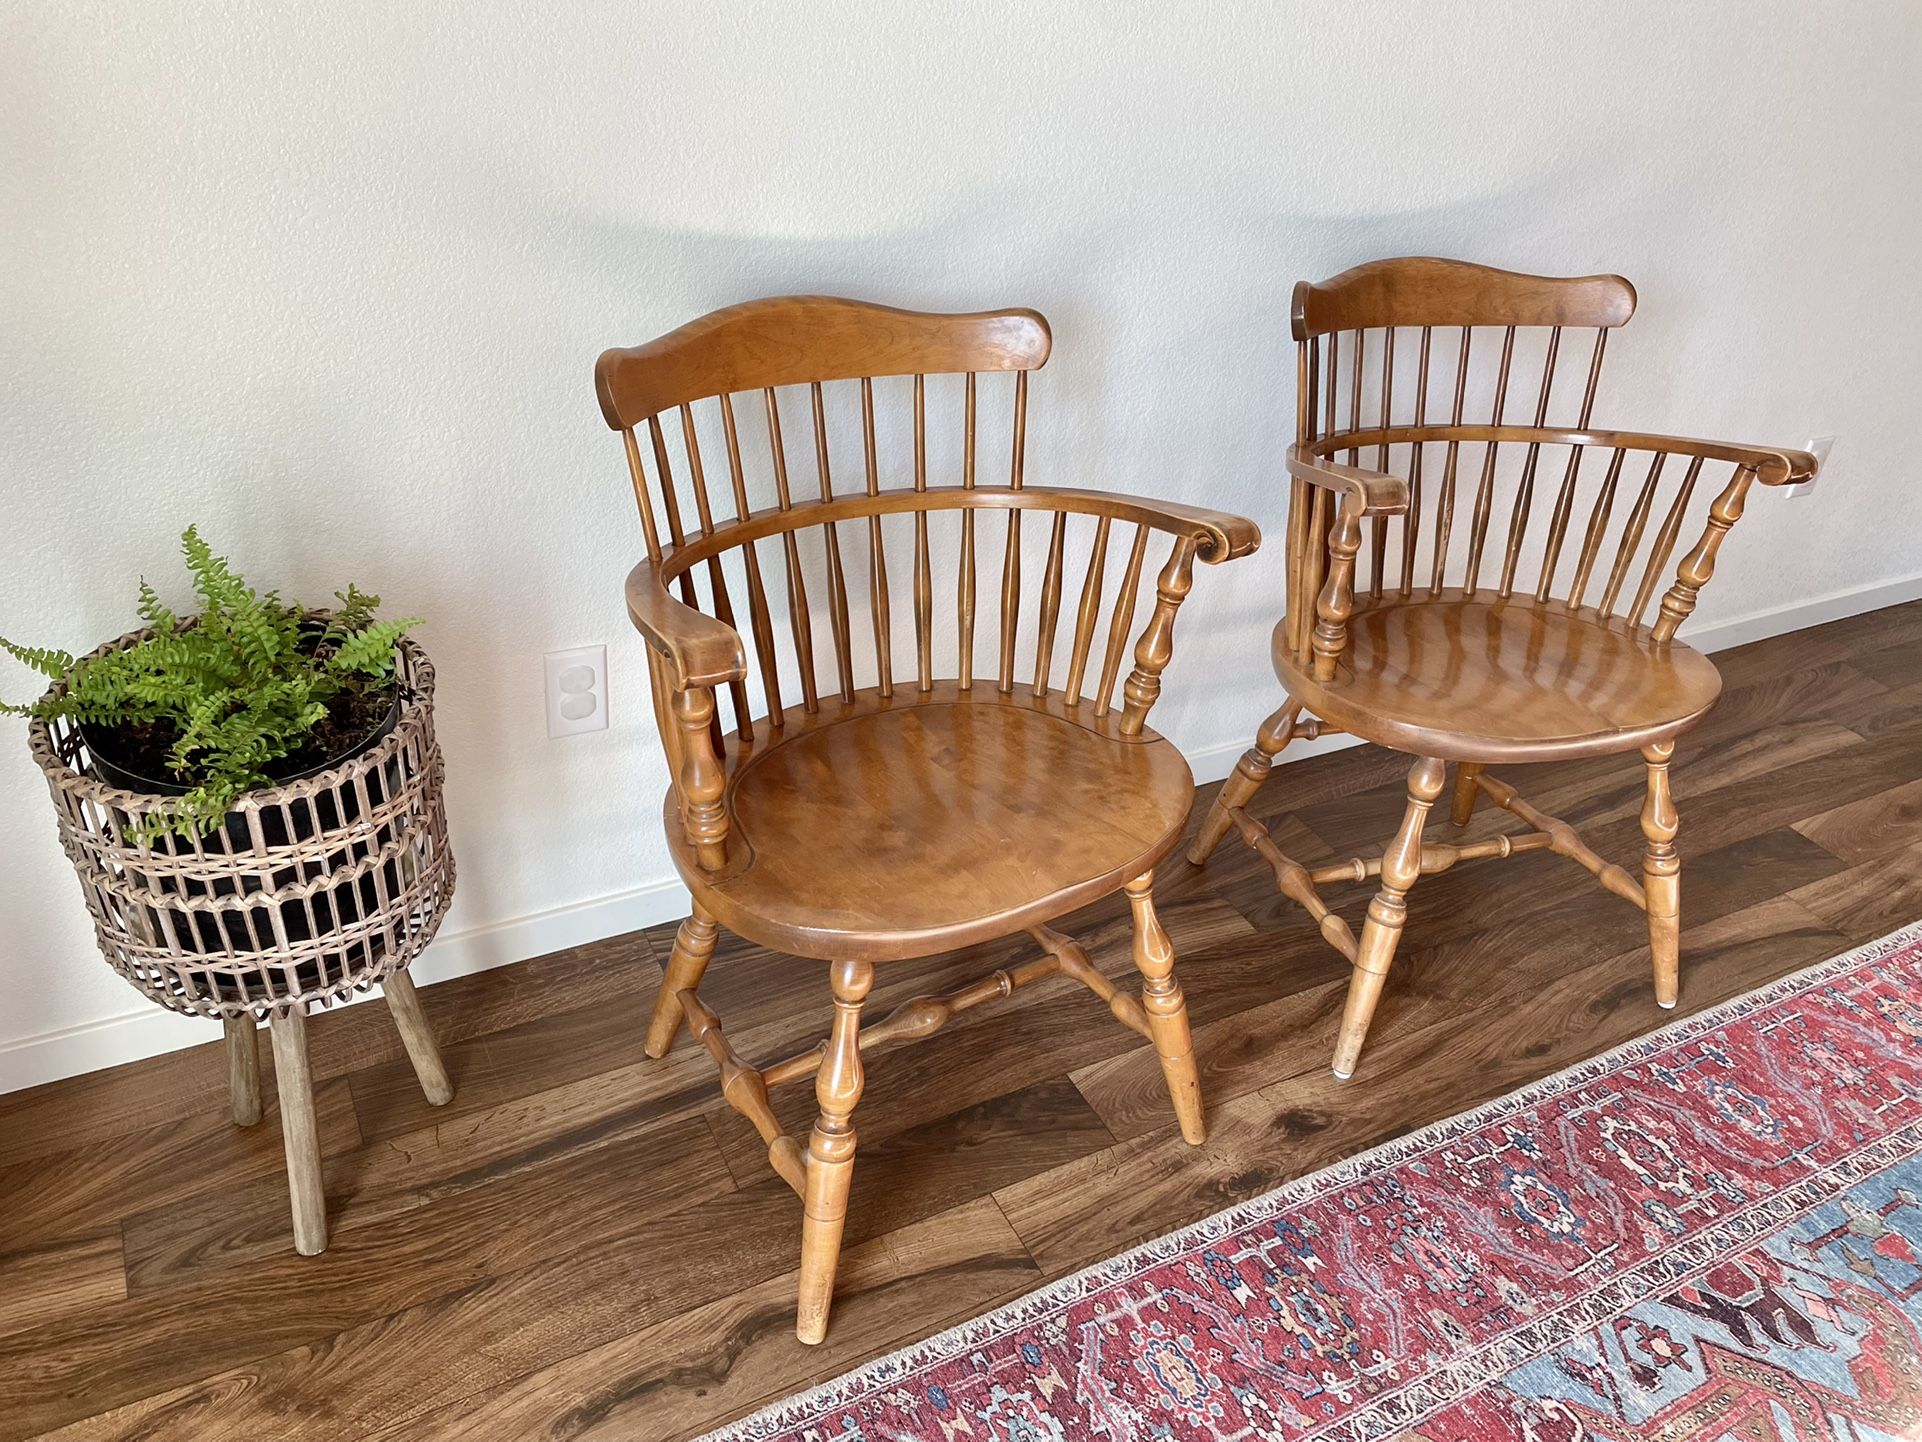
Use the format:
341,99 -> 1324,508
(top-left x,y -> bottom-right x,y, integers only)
720,394 -> 784,722
1033,511 -> 1068,696
913,375 -> 932,691
957,512 -> 977,690
1462,325 -> 1515,596
1430,326 -> 1473,595
647,416 -> 712,745
959,370 -> 978,689
1324,329 -> 1339,439
1009,370 -> 1028,490
1497,326 -> 1560,597
681,404 -> 752,739
620,427 -> 663,562
1065,514 -> 1110,704
1369,326 -> 1393,598
997,509 -> 1021,693
1568,447 -> 1627,611
1093,525 -> 1149,717
1345,329 -> 1364,464
1599,451 -> 1667,617
1629,455 -> 1704,628
1299,335 -> 1317,444
764,388 -> 818,712
1535,329 -> 1610,601
1302,486 -> 1329,665
1119,536 -> 1197,736
1401,326 -> 1431,596
810,384 -> 855,703
1652,465 -> 1755,643
861,379 -> 892,699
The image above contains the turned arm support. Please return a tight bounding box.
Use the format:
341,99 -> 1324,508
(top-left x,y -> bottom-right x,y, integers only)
1107,492 -> 1260,736
626,558 -> 746,870
1287,447 -> 1409,683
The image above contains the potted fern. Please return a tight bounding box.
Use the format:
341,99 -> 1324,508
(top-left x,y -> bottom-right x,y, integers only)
7,527 -> 457,1254
3,526 -> 418,843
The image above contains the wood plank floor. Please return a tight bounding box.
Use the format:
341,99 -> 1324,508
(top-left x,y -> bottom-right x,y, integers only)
2,601 -> 1919,1441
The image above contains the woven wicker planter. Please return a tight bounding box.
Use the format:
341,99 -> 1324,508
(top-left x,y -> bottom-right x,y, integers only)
27,628 -> 457,1254
29,631 -> 455,1018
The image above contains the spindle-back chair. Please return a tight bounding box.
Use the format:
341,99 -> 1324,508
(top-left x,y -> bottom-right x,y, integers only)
598,296 -> 1258,1342
1189,258 -> 1818,1080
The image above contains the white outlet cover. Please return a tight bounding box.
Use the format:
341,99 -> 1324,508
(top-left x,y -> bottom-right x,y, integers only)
545,645 -> 608,737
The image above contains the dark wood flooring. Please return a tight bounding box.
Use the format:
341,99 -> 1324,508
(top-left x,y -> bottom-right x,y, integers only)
3,601 -> 1919,1441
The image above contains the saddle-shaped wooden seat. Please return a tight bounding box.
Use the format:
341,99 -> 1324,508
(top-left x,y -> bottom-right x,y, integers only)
668,690 -> 1195,961
1272,594 -> 1723,762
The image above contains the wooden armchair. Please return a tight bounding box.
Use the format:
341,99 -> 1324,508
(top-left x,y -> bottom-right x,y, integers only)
597,296 -> 1258,1342
1188,258 -> 1818,1080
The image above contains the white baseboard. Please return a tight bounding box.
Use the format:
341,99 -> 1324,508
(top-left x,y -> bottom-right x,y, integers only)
5,569 -> 1918,1096
0,877 -> 693,1096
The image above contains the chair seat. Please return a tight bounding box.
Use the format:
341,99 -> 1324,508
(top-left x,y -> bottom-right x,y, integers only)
1272,595 -> 1723,763
666,691 -> 1195,961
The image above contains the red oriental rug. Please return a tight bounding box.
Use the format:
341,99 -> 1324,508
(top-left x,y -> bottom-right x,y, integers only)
703,921 -> 1922,1441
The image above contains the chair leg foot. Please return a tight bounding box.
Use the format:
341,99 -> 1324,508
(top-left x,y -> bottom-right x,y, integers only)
269,1006 -> 327,1256
1642,741 -> 1681,1010
796,958 -> 872,1345
224,1015 -> 262,1127
1126,873 -> 1206,1144
382,968 -> 453,1106
1332,756 -> 1445,1080
645,905 -> 719,1059
1188,699 -> 1300,865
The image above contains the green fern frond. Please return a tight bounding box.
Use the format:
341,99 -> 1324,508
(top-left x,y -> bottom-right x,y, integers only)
5,526 -> 421,840
1,636 -> 76,679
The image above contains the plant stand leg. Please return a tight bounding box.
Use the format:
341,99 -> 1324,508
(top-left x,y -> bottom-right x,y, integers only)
270,1005 -> 327,1256
382,968 -> 453,1106
224,1015 -> 262,1127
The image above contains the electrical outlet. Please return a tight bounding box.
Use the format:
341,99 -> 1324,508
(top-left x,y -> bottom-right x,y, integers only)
1789,435 -> 1835,498
544,645 -> 608,737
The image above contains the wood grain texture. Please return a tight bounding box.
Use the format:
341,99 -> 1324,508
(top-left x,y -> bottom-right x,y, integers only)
0,602 -> 1913,1442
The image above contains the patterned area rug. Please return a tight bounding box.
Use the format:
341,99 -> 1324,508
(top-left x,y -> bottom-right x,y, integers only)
702,921 -> 1922,1441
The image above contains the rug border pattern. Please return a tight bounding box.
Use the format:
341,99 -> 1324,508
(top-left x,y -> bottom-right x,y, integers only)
699,918 -> 1922,1442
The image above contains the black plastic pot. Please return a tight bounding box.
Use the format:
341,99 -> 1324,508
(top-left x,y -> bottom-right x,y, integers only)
80,688 -> 407,994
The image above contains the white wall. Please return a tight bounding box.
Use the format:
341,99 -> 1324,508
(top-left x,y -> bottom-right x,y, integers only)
4,1 -> 1919,1090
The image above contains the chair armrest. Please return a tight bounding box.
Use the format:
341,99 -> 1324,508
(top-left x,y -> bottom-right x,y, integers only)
1286,446 -> 1410,515
1547,428 -> 1818,486
624,560 -> 747,692
1009,487 -> 1261,563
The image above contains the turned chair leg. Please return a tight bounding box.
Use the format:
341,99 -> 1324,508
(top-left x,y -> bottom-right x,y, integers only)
1188,698 -> 1301,865
1126,872 -> 1206,1144
1449,763 -> 1484,829
645,904 -> 720,1059
796,958 -> 872,1345
382,968 -> 453,1106
224,1015 -> 262,1127
1334,756 -> 1446,1081
1642,740 -> 1681,1009
269,1005 -> 327,1256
